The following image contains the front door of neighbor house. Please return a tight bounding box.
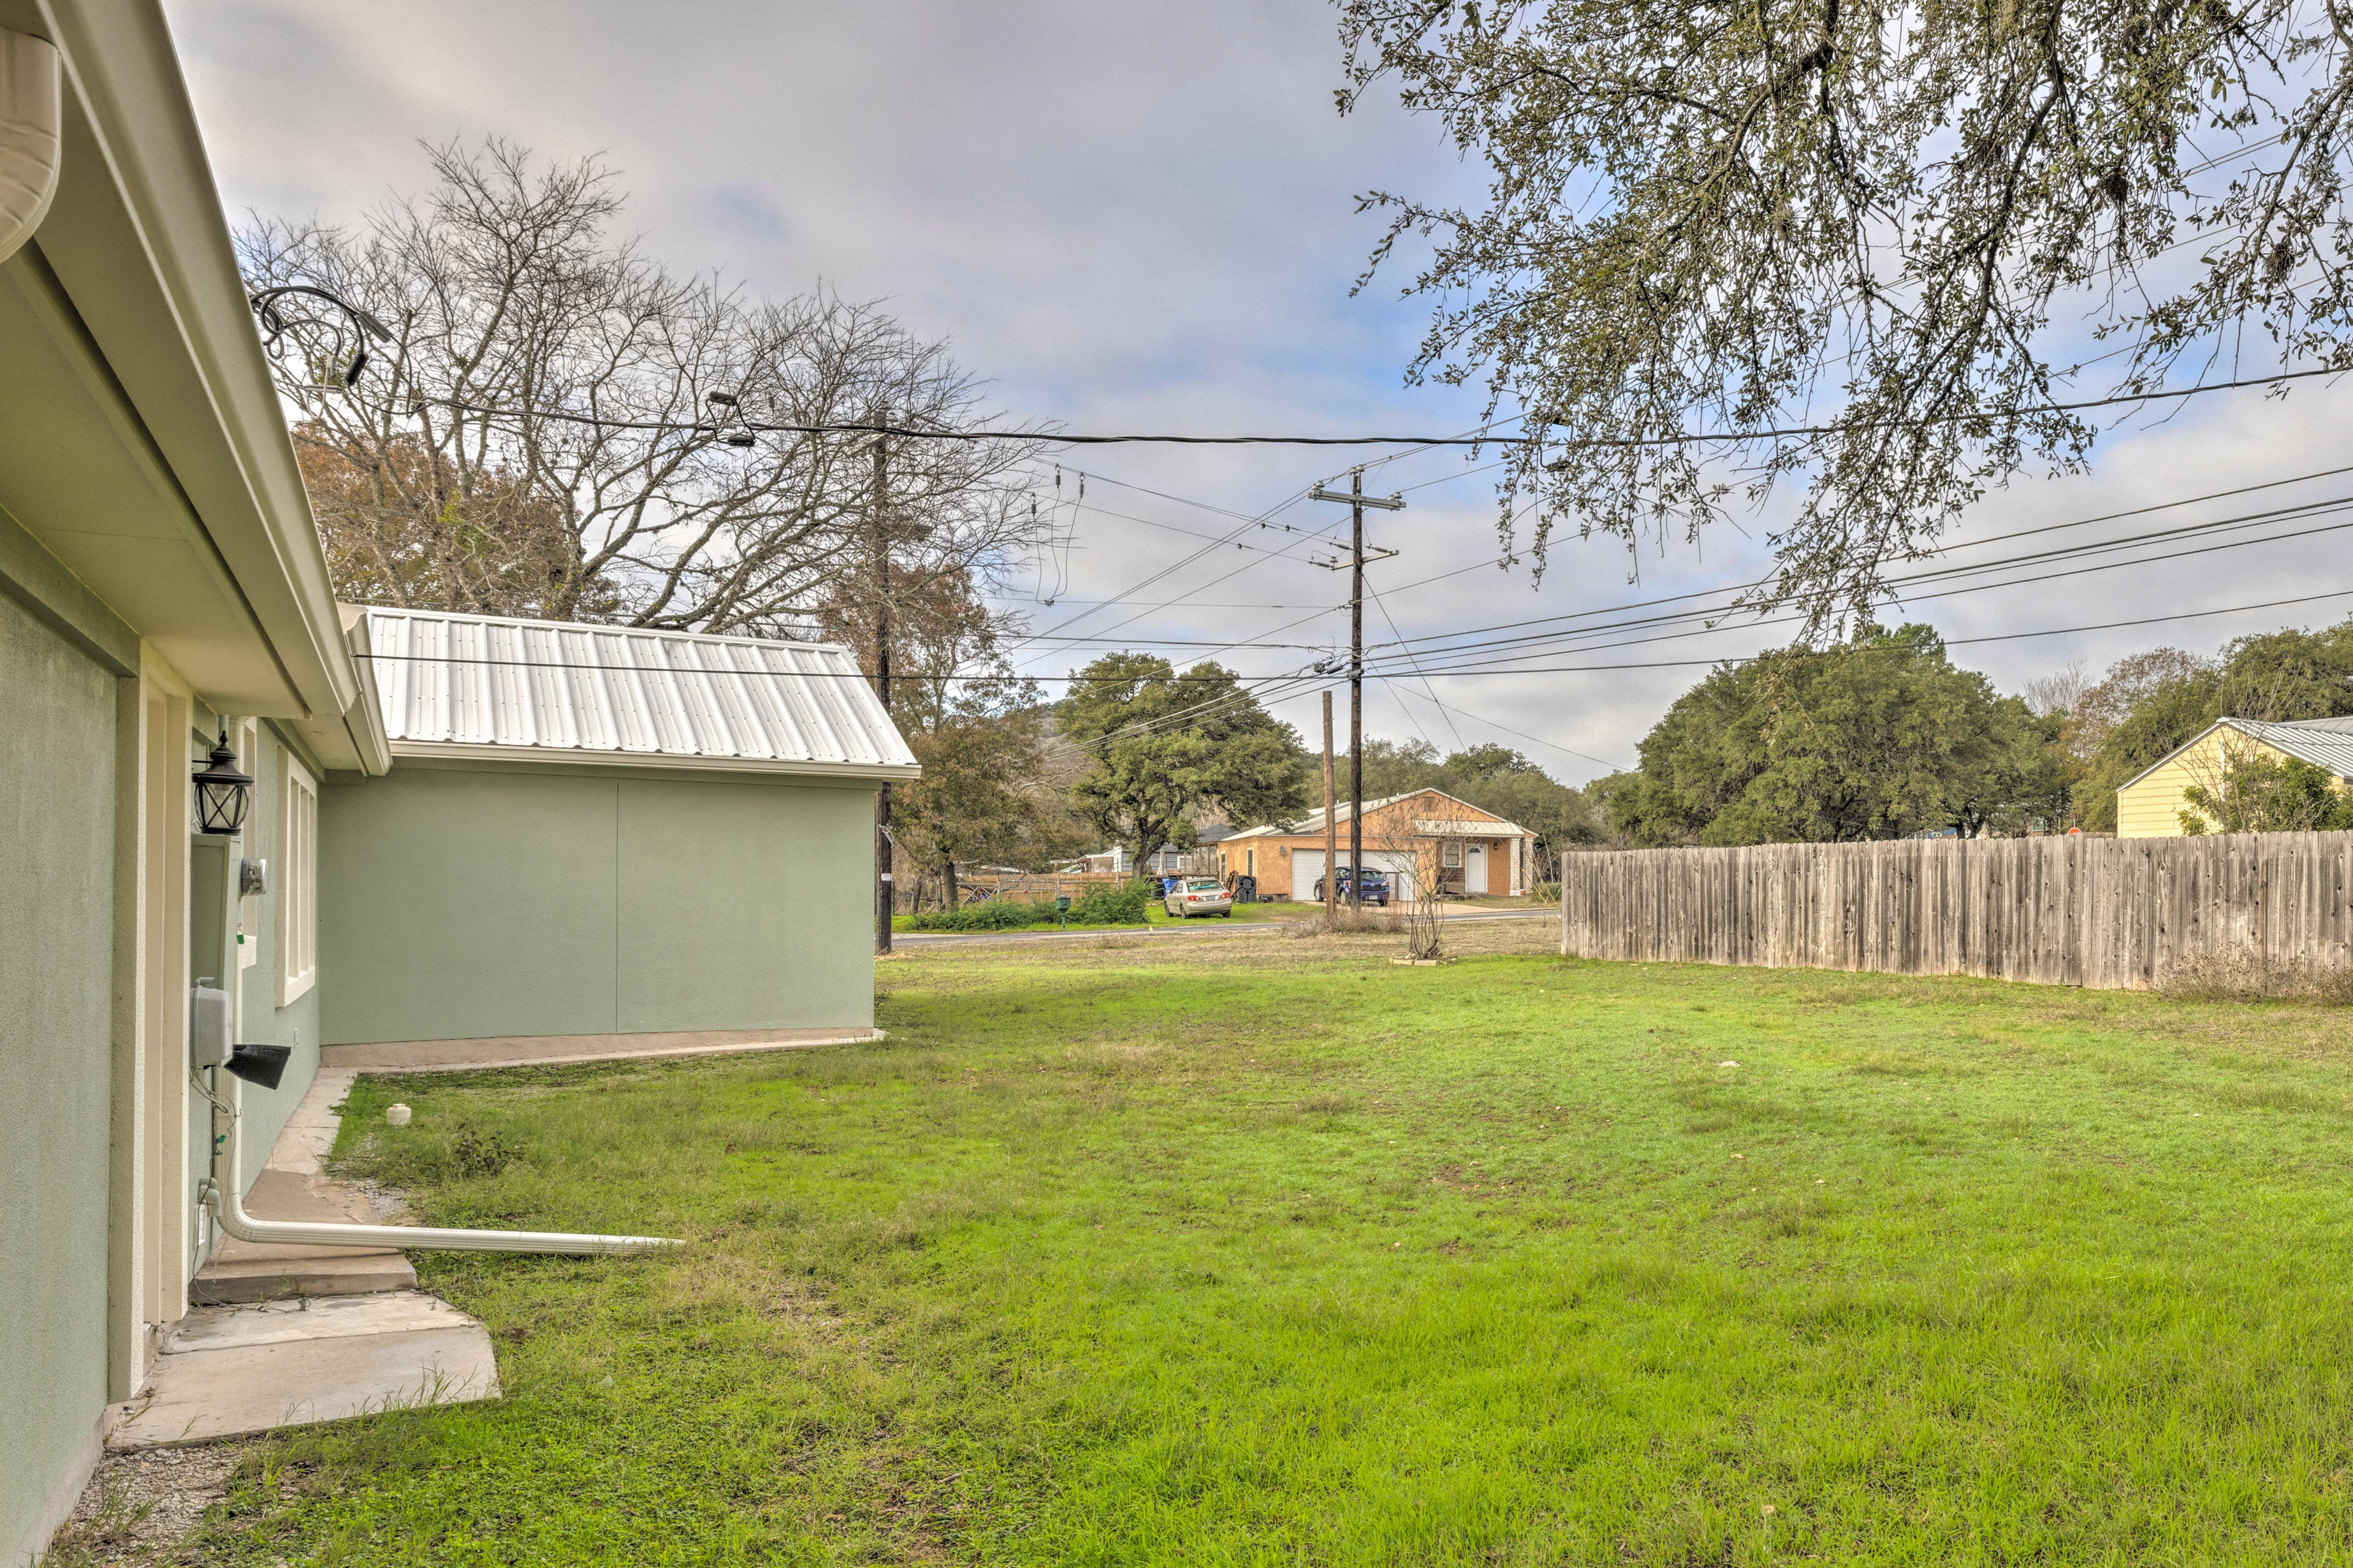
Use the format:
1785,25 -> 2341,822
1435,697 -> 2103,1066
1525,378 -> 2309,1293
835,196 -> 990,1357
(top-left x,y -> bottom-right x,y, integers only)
1464,844 -> 1488,895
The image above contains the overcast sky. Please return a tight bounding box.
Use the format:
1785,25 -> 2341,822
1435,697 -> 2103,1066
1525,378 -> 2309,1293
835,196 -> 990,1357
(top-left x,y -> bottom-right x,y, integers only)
167,1 -> 2353,783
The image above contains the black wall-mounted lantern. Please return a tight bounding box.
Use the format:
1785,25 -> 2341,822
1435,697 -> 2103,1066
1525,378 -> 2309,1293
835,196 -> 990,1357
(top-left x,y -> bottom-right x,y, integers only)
193,730 -> 254,836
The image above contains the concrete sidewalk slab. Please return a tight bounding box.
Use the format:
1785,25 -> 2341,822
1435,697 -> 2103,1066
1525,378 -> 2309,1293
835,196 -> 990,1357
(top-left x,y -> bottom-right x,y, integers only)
192,1064 -> 417,1305
126,1069 -> 500,1453
110,1315 -> 497,1449
161,1291 -> 479,1354
323,1026 -> 882,1073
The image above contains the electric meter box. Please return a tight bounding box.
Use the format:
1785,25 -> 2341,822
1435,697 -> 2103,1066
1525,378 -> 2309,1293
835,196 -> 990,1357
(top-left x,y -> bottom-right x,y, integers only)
190,982 -> 231,1068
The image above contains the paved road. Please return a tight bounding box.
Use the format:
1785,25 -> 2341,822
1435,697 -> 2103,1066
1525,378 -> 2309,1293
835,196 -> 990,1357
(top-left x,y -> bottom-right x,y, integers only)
891,906 -> 1555,950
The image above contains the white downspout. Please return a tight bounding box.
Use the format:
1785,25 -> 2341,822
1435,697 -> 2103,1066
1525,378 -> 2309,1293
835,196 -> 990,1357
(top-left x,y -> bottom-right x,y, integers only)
0,30 -> 62,266
202,1070 -> 677,1257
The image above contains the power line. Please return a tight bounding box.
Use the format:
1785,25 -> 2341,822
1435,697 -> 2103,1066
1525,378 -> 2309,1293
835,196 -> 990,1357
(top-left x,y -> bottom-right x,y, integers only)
1364,502 -> 2353,676
349,651 -> 1306,685
1014,633 -> 1331,649
411,365 -> 2345,451
1001,415 -> 1521,656
1375,681 -> 1631,773
1368,583 -> 1461,750
1364,463 -> 2353,660
1534,366 -> 2345,461
1376,583 -> 2353,678
1060,497 -> 1311,556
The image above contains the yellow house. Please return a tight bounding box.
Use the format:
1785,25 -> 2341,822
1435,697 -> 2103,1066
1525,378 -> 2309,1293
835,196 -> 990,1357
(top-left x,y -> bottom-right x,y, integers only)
2115,716 -> 2353,837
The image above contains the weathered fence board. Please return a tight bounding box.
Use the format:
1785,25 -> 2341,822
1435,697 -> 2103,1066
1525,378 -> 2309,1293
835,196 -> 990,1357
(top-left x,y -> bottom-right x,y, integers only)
1557,833 -> 2353,989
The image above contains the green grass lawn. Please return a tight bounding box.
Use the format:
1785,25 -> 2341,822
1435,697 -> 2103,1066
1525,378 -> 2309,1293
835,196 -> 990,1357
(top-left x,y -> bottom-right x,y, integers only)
179,928 -> 2353,1565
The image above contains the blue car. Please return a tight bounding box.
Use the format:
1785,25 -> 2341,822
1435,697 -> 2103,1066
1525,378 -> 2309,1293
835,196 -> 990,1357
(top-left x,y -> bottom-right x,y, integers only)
1311,867 -> 1390,906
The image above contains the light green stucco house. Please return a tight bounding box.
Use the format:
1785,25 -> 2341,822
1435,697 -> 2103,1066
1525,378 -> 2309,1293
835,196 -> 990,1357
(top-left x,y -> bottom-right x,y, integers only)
0,10 -> 911,1560
321,607 -> 913,1057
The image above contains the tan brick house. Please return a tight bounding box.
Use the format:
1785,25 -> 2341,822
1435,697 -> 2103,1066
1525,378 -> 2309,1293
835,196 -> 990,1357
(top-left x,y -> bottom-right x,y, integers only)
1216,788 -> 1536,901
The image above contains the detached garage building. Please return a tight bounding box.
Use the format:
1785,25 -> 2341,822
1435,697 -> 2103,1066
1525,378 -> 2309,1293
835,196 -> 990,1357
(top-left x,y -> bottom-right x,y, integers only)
1218,788 -> 1537,901
321,607 -> 917,1062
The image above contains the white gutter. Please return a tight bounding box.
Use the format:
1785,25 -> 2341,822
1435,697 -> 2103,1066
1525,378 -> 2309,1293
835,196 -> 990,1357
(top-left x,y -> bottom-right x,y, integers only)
201,1070 -> 678,1257
0,30 -> 62,265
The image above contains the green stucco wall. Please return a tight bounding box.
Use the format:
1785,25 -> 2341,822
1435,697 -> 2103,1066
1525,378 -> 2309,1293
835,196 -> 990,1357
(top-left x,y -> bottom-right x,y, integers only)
317,764 -> 877,1045
0,589 -> 116,1562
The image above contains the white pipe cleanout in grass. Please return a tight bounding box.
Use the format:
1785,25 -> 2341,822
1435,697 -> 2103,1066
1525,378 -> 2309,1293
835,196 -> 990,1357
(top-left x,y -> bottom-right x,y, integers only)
204,1070 -> 679,1257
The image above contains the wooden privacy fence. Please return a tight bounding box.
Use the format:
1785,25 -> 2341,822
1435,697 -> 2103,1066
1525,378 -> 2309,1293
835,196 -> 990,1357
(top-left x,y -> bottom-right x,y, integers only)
1557,832 -> 2353,989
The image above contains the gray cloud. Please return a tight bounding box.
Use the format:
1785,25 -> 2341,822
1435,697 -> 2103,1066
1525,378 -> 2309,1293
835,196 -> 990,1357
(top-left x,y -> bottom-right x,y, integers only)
168,0 -> 2353,782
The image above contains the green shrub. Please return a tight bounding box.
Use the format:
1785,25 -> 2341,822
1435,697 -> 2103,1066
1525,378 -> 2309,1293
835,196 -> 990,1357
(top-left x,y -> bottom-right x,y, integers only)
1067,882 -> 1150,926
900,882 -> 1151,933
902,900 -> 1049,932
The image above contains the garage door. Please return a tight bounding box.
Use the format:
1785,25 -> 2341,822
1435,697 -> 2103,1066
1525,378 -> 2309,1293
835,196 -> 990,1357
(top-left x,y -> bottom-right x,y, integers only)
1293,849 -> 1324,899
1364,850 -> 1419,903
1290,849 -> 1424,901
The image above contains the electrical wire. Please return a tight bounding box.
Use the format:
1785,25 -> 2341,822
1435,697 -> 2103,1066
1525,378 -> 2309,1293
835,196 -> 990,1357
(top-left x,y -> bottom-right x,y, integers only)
1001,421 -> 1519,666
349,651 -> 1304,685
1365,583 -> 2353,678
1372,681 -> 1631,773
1359,500 -> 2353,677
410,365 -> 2344,450
1362,463 -> 2353,660
1368,583 -> 1462,751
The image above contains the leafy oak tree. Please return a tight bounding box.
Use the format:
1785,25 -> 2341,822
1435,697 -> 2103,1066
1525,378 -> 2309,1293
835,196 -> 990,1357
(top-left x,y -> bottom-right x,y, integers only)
1336,0 -> 2353,620
2071,618 -> 2353,827
1058,654 -> 1311,867
1612,625 -> 2062,843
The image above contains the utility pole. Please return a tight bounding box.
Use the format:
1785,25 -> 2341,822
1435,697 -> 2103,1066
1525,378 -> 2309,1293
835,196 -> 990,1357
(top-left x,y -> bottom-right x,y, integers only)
1322,690 -> 1337,921
871,426 -> 893,957
1308,472 -> 1403,910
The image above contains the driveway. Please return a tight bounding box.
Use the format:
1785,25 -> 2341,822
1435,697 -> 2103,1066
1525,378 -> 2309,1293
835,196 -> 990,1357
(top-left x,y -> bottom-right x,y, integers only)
891,905 -> 1555,950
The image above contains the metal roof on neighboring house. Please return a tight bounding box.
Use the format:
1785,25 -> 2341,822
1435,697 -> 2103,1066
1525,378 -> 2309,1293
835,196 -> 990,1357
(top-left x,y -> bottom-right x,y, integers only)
2120,715 -> 2353,792
1223,788 -> 1534,840
2229,716 -> 2353,777
356,607 -> 919,779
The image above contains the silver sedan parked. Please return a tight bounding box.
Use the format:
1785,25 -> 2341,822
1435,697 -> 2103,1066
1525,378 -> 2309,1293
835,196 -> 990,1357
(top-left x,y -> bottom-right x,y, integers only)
1165,876 -> 1234,918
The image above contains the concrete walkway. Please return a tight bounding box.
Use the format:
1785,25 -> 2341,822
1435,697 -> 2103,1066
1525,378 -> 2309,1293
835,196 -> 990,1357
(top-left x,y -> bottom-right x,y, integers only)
191,1067 -> 417,1306
110,1292 -> 498,1449
323,1026 -> 883,1073
115,1071 -> 499,1449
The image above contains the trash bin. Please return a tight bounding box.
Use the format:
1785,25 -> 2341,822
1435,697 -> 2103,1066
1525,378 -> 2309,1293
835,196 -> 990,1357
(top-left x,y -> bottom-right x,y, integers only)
1054,894 -> 1072,928
1233,875 -> 1257,904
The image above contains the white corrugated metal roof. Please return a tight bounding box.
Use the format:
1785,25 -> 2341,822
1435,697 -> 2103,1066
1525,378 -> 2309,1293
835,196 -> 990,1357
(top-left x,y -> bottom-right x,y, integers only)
2120,715 -> 2353,792
356,607 -> 918,778
2229,716 -> 2353,778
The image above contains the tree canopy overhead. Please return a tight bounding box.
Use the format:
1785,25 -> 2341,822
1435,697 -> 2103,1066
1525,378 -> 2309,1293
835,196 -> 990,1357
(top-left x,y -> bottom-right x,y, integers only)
1335,0 -> 2353,620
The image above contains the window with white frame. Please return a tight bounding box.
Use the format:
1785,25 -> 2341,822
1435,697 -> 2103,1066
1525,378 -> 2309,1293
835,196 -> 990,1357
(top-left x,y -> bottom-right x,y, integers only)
279,757 -> 317,1003
236,720 -> 259,969
1441,838 -> 1464,869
